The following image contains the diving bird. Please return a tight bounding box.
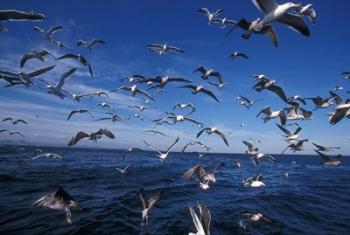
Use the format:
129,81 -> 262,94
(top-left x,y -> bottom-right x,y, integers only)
68,128 -> 115,146
213,17 -> 237,28
20,49 -> 54,68
197,127 -> 229,146
77,38 -> 106,51
33,25 -> 62,41
180,85 -> 220,103
193,66 -> 222,84
281,139 -> 308,154
31,153 -> 63,160
256,106 -> 286,125
112,85 -> 155,101
251,0 -> 310,37
116,164 -> 133,176
314,150 -> 341,166
0,10 -> 45,32
242,174 -> 265,188
312,143 -> 340,152
147,43 -> 184,56
144,130 -> 168,136
198,8 -> 223,25
188,202 -> 211,235
67,109 -> 94,121
33,187 -> 80,224
143,137 -> 179,162
276,123 -> 302,143
40,68 -> 77,99
0,129 -> 24,138
229,51 -> 248,60
56,54 -> 93,78
139,188 -> 165,226
182,162 -> 225,190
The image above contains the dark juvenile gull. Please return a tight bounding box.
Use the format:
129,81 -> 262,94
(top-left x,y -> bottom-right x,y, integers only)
67,108 -> 94,121
193,66 -> 222,84
314,150 -> 341,166
112,85 -> 155,101
0,129 -> 24,138
198,7 -> 223,25
0,10 -> 45,32
139,188 -> 165,226
77,38 -> 106,51
197,127 -> 229,146
20,49 -> 54,68
33,187 -> 80,224
68,128 -> 115,146
180,85 -> 220,103
57,54 -> 93,78
147,43 -> 184,56
188,202 -> 211,235
143,137 -> 179,162
2,117 -> 27,125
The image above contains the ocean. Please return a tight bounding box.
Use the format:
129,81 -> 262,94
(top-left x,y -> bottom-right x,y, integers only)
0,145 -> 349,235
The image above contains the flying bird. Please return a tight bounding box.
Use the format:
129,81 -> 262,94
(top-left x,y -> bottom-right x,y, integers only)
0,10 -> 44,32
77,38 -> 106,51
20,49 -> 54,68
33,25 -> 62,41
256,106 -> 286,125
197,127 -> 229,146
116,164 -> 133,176
121,147 -> 143,161
67,109 -> 94,121
0,129 -> 24,138
236,95 -> 261,109
281,139 -> 308,154
276,123 -> 302,143
2,118 -> 27,125
213,17 -> 236,28
31,153 -> 63,160
147,43 -> 184,56
198,8 -> 223,25
68,128 -> 115,146
57,54 -> 93,78
229,51 -> 248,60
180,85 -> 220,103
314,150 -> 341,166
312,143 -> 340,152
144,130 -> 168,136
253,77 -> 288,103
112,85 -> 155,101
143,137 -> 179,162
193,66 -> 222,84
139,188 -> 165,226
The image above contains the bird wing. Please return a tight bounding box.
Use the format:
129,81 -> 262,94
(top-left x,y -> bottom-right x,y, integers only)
278,12 -> 310,37
147,44 -> 162,49
184,117 -> 202,125
242,140 -> 254,152
256,106 -> 271,117
27,65 -> 55,78
143,140 -> 162,154
33,26 -> 44,33
76,39 -> 86,47
211,71 -> 222,84
20,52 -> 35,68
198,8 -> 210,16
57,68 -> 77,88
57,54 -> 78,60
67,110 -> 77,121
196,128 -> 209,138
329,107 -> 349,125
168,77 -> 191,83
294,126 -> 302,135
168,46 -> 184,53
314,150 -> 331,162
68,131 -> 89,146
91,39 -> 106,46
96,128 -> 115,139
237,18 -> 251,30
166,137 -> 179,153
136,88 -> 155,101
281,144 -> 292,154
139,188 -> 148,209
212,161 -> 225,172
263,154 -> 276,162
200,88 -> 220,103
267,84 -> 288,102
47,25 -> 62,35
14,119 -> 27,125
111,86 -> 131,93
312,143 -> 323,150
179,84 -> 197,90
263,25 -> 279,47
182,165 -> 201,180
254,173 -> 264,181
148,190 -> 164,210
189,206 -> 205,234
214,129 -> 229,146
2,117 -> 13,122
276,123 -> 292,136
252,0 -> 278,14
193,66 -> 206,75
198,202 -> 211,235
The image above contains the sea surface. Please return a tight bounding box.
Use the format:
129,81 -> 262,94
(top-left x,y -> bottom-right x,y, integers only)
0,145 -> 349,235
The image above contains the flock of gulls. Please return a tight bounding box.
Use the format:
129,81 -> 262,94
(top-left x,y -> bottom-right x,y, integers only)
0,1 -> 348,233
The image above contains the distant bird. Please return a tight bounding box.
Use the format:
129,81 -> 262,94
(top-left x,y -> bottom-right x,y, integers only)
242,140 -> 259,156
230,18 -> 278,47
312,143 -> 340,152
67,109 -> 94,121
234,160 -> 241,168
57,54 -> 93,78
239,210 -> 271,223
122,147 -> 143,161
77,38 -> 106,51
88,91 -> 109,99
147,43 -> 184,56
139,188 -> 165,226
161,112 -> 202,126
32,153 -> 63,160
208,81 -> 230,89
122,75 -> 147,84
213,17 -> 236,28
128,105 -> 147,112
242,174 -> 265,188
51,40 -> 70,49
144,130 -> 168,136
181,140 -> 210,153
68,128 -> 115,146
112,85 -> 155,101
20,49 -> 54,68
2,118 -> 27,125
142,76 -> 191,89
143,137 -> 179,162
180,85 -> 220,103
0,10 -> 45,32
127,113 -> 144,121
173,103 -> 196,114
198,8 -> 223,25
71,93 -> 91,102
296,4 -> 316,24
236,95 -> 261,109
314,150 -> 341,166
96,102 -> 112,109
33,187 -> 80,224
229,51 -> 248,60
33,25 -> 62,41
116,164 -> 133,176
281,139 -> 308,154
96,111 -> 121,123
253,78 -> 288,103
188,202 -> 211,235
251,0 -> 310,37
0,129 -> 24,138
193,66 -> 222,84
276,123 -> 302,143
197,127 -> 229,146
256,106 -> 286,125
40,68 -> 77,99
332,86 -> 343,92
182,162 -> 225,190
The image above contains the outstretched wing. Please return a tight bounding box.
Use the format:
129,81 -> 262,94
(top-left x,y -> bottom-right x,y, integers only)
68,131 -> 89,146
200,88 -> 220,103
182,165 -> 201,180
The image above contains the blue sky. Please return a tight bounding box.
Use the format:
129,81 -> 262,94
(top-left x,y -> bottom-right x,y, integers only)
0,0 -> 350,154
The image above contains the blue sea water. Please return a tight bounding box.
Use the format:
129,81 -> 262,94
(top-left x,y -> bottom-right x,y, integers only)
0,145 -> 349,235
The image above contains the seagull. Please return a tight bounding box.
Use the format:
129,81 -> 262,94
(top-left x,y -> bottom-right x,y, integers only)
305,95 -> 334,110
162,112 -> 202,126
77,38 -> 106,51
234,160 -> 241,168
188,202 -> 211,235
182,162 -> 225,190
284,103 -> 313,121
128,105 -> 148,112
33,25 -> 62,41
51,40 -> 70,49
127,113 -> 144,121
20,49 -> 54,68
332,86 -> 344,92
147,43 -> 184,56
116,164 -> 133,176
198,8 -> 223,25
180,85 -> 220,103
256,106 -> 286,125
213,17 -> 237,28
112,85 -> 155,101
0,10 -> 45,32
181,140 -> 210,153
139,188 -> 165,226
0,129 -> 24,138
276,123 -> 302,143
121,148 -> 143,161
229,51 -> 248,60
96,111 -> 122,123
31,153 -> 63,160
329,104 -> 350,125
68,128 -> 115,146
67,109 -> 94,121
296,4 -> 316,24
243,141 -> 276,165
251,0 -> 310,37
236,95 -> 262,109
2,118 -> 27,125
122,75 -> 147,84
253,77 -> 288,103
341,71 -> 350,80
56,54 -> 93,78
239,210 -> 271,222
197,127 -> 229,146
144,130 -> 168,136
193,66 -> 222,84
142,76 -> 191,89
287,95 -> 306,105
33,187 -> 80,224
281,139 -> 308,154
71,93 -> 91,102
312,143 -> 340,152
314,150 -> 341,166
230,18 -> 278,47
143,137 -> 179,162
242,140 -> 259,156
242,174 -> 265,188
173,103 -> 196,114
40,68 -> 76,99
96,102 -> 112,109
208,81 -> 230,89
88,91 -> 109,99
